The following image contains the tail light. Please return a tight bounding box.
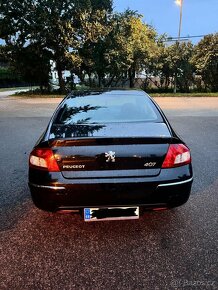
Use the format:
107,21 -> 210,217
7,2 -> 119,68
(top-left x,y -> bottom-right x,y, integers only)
29,148 -> 60,172
162,144 -> 191,168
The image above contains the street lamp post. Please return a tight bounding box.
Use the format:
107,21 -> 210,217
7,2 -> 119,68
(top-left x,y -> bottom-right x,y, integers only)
174,0 -> 184,93
178,0 -> 183,40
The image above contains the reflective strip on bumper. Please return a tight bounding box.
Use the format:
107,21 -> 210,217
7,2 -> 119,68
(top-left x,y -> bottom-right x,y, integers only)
29,183 -> 65,190
29,177 -> 193,190
157,177 -> 193,187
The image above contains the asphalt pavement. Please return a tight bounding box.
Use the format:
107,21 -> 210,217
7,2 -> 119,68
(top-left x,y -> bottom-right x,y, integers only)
0,95 -> 217,289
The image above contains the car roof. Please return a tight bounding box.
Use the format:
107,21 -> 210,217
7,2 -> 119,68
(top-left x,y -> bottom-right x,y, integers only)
103,90 -> 147,96
67,89 -> 148,99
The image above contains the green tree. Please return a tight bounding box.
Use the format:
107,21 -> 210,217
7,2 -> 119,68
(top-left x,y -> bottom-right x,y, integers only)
0,45 -> 10,65
168,42 -> 194,92
74,10 -> 157,88
191,33 -> 218,92
90,0 -> 113,11
0,45 -> 22,87
0,0 -> 75,91
0,0 -> 113,92
104,10 -> 157,88
74,8 -> 113,87
150,41 -> 194,92
145,35 -> 170,90
12,45 -> 51,91
63,1 -> 113,88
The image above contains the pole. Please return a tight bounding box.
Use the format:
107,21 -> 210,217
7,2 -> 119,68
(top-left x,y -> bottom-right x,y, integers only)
174,0 -> 183,93
178,0 -> 183,40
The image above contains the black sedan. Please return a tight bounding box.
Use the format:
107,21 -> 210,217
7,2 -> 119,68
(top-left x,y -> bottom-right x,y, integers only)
29,90 -> 193,221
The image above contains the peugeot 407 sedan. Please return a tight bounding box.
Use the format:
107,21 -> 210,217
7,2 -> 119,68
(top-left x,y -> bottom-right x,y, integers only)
28,90 -> 193,221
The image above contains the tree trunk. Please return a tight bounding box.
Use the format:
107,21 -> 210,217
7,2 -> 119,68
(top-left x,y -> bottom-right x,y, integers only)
128,67 -> 135,88
56,62 -> 65,93
173,71 -> 177,93
88,73 -> 92,88
106,74 -> 116,87
98,73 -> 102,88
114,75 -> 122,87
165,76 -> 170,90
70,71 -> 76,90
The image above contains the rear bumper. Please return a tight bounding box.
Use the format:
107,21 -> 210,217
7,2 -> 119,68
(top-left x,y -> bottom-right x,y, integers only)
29,165 -> 193,211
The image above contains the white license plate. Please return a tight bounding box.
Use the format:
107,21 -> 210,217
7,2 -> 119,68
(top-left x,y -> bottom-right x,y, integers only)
84,207 -> 139,222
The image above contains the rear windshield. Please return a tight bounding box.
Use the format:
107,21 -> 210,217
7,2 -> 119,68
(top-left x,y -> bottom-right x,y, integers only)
53,92 -> 163,125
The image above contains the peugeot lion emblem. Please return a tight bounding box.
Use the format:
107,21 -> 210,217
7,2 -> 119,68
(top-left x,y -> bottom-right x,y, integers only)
105,151 -> 116,162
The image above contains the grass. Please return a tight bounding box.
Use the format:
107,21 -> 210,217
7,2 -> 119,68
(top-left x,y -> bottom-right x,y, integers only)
10,89 -> 218,98
13,94 -> 65,98
0,86 -> 37,92
150,92 -> 218,97
12,89 -> 65,98
0,87 -> 27,92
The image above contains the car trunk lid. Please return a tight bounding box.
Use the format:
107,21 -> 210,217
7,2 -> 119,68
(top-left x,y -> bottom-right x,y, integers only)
50,122 -> 171,179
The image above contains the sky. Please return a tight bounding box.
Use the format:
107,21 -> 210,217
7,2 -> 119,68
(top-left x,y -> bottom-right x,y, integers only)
113,0 -> 218,43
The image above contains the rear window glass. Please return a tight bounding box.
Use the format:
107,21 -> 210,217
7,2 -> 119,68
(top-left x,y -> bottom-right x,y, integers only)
53,92 -> 162,124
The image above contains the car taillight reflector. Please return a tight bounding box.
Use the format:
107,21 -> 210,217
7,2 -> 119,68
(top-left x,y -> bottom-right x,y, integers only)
152,207 -> 168,211
29,148 -> 60,172
162,144 -> 191,168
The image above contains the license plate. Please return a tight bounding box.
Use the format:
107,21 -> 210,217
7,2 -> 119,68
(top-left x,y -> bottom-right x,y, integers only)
84,207 -> 139,222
